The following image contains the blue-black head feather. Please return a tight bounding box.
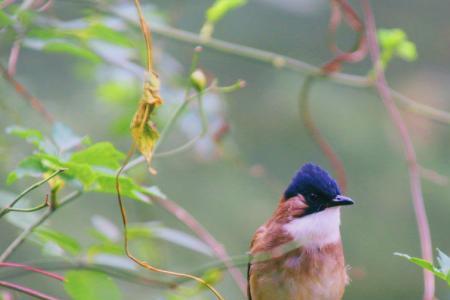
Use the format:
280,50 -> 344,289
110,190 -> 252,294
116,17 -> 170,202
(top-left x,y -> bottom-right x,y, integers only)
284,163 -> 340,200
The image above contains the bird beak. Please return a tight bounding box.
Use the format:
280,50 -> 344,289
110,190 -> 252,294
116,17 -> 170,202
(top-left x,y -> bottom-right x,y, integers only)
329,195 -> 354,207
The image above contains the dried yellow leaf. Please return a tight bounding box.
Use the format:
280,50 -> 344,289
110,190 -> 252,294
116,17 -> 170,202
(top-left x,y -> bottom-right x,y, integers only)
130,73 -> 163,172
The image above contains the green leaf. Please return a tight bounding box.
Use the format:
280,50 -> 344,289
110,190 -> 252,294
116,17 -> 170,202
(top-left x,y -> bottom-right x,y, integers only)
396,40 -> 418,61
35,228 -> 81,256
17,10 -> 35,27
83,24 -> 132,47
202,268 -> 223,285
87,243 -> 123,258
6,172 -> 18,185
94,173 -> 146,202
6,156 -> 48,185
206,0 -> 247,23
0,11 -> 13,27
70,142 -> 125,169
65,162 -> 97,187
27,27 -> 64,40
43,42 -> 101,63
97,81 -> 139,104
377,28 -> 418,68
437,249 -> 450,276
395,252 -> 447,281
6,126 -> 43,146
64,270 -> 121,300
378,28 -> 406,49
6,126 -> 58,154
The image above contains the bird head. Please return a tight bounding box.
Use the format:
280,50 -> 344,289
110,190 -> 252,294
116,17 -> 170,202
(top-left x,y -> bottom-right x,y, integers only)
283,163 -> 353,217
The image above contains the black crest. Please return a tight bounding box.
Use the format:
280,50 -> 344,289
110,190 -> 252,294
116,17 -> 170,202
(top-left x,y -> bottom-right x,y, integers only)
284,163 -> 340,200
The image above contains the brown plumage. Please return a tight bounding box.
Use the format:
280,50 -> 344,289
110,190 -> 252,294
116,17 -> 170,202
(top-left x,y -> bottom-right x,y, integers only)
247,162 -> 353,300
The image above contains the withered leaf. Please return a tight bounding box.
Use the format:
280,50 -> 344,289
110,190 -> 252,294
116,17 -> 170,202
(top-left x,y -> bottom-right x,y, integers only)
130,73 -> 163,173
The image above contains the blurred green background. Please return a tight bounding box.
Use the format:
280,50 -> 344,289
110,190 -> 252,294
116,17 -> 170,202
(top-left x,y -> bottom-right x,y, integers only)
1,0 -> 450,299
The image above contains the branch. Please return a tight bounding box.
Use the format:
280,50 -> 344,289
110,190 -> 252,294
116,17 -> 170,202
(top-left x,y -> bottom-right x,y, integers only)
150,195 -> 247,294
0,63 -> 54,124
419,166 -> 449,186
3,195 -> 49,214
8,9 -> 450,127
8,40 -> 22,77
361,2 -> 434,300
0,169 -> 66,218
0,191 -> 81,263
299,76 -> 348,193
114,2 -> 224,299
0,262 -> 64,281
0,281 -> 59,300
0,260 -> 175,289
148,24 -> 450,125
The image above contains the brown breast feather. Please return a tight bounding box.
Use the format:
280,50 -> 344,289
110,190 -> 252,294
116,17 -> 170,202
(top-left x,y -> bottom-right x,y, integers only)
247,197 -> 347,300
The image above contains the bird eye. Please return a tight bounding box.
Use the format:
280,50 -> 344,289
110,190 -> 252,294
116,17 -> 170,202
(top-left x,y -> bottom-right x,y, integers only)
309,193 -> 318,200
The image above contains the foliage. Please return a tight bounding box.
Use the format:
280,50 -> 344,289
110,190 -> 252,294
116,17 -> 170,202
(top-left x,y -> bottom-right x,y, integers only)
205,0 -> 247,23
395,250 -> 450,286
377,28 -> 418,69
1,0 -> 449,300
64,270 -> 122,300
6,124 -> 148,201
200,0 -> 247,39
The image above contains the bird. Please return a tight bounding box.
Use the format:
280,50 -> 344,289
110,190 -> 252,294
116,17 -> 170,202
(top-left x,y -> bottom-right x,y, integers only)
247,162 -> 354,300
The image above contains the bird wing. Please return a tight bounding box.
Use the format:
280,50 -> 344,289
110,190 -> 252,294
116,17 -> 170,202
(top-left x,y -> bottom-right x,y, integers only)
247,226 -> 266,300
247,261 -> 253,300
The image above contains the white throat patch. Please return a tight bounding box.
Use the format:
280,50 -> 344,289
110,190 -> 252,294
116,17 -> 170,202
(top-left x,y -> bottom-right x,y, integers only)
283,207 -> 341,248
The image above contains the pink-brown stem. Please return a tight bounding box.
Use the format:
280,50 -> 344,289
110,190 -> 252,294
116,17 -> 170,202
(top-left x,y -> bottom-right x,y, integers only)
0,281 -> 59,300
8,40 -> 21,77
151,196 -> 247,295
0,262 -> 65,282
361,1 -> 434,299
0,63 -> 54,124
299,76 -> 348,193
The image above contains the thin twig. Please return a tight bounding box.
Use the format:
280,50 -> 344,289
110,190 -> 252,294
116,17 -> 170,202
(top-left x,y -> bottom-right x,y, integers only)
114,2 -> 225,298
101,6 -> 450,125
0,262 -> 64,281
419,166 -> 449,186
361,2 -> 434,300
0,281 -> 59,300
20,8 -> 450,127
116,146 -> 225,300
8,40 -> 22,77
3,195 -> 49,214
298,76 -> 347,193
147,23 -> 450,125
0,191 -> 81,263
0,260 -> 175,289
0,63 -> 55,124
124,79 -> 245,170
0,169 -> 66,218
150,195 -> 247,295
